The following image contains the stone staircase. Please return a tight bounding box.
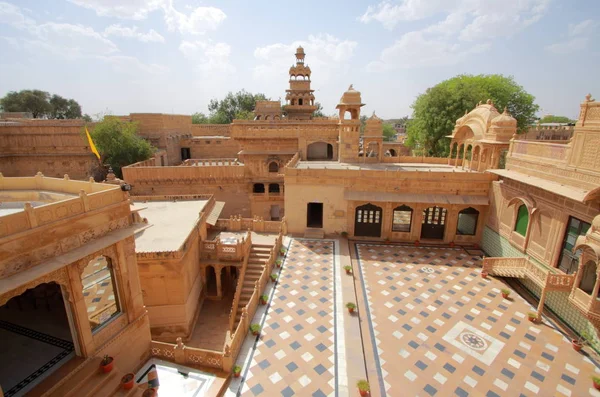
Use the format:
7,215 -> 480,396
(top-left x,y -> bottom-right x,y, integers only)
43,357 -> 147,397
304,228 -> 324,239
233,244 -> 272,327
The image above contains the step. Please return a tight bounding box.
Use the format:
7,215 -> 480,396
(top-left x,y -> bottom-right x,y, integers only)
248,260 -> 267,265
81,369 -> 122,397
45,357 -> 102,397
250,253 -> 270,259
113,382 -> 147,396
253,244 -> 275,249
304,228 -> 324,239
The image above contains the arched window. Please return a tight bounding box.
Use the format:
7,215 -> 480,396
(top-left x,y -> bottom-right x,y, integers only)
253,183 -> 265,193
514,204 -> 529,236
255,115 -> 261,120
579,260 -> 597,295
82,256 -> 121,331
268,161 -> 279,173
392,205 -> 412,232
269,183 -> 280,193
457,207 -> 479,235
299,98 -> 303,106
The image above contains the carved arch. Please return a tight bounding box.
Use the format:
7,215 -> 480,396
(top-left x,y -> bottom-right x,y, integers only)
0,267 -> 69,307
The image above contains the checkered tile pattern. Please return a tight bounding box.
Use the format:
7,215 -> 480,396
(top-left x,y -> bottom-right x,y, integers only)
356,244 -> 600,397
240,240 -> 336,396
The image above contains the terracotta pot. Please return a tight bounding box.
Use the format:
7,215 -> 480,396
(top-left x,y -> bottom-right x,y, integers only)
528,316 -> 537,323
122,373 -> 135,390
252,331 -> 260,336
260,299 -> 267,305
481,272 -> 488,279
142,389 -> 157,397
502,293 -> 509,299
345,269 -> 351,275
359,390 -> 368,397
572,339 -> 583,352
593,380 -> 600,390
449,242 -> 455,248
234,371 -> 241,378
414,241 -> 420,247
348,307 -> 355,313
100,357 -> 114,373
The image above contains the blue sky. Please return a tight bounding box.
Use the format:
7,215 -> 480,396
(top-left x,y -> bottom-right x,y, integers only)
0,0 -> 599,120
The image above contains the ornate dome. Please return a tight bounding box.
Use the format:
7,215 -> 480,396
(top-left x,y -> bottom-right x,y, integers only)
338,84 -> 363,105
492,107 -> 517,127
367,111 -> 382,123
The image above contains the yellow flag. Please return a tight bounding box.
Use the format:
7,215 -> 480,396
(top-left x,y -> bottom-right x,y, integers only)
85,126 -> 101,160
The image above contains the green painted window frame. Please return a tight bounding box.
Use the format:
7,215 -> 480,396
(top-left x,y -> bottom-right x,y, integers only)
514,204 -> 529,237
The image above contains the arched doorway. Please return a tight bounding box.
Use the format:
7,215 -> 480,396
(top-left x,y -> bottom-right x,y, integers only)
268,161 -> 279,173
307,142 -> 333,160
354,203 -> 383,238
421,206 -> 447,240
579,260 -> 597,295
0,282 -> 75,396
206,266 -> 217,296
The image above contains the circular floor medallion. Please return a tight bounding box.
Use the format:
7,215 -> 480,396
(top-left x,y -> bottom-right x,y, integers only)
421,266 -> 435,274
459,332 -> 488,351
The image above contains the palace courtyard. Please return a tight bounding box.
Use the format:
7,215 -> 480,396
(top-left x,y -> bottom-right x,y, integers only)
226,238 -> 600,397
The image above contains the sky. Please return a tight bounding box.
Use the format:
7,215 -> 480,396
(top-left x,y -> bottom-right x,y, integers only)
0,0 -> 599,120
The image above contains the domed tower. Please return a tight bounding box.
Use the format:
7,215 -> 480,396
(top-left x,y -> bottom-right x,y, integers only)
284,46 -> 317,120
337,85 -> 365,162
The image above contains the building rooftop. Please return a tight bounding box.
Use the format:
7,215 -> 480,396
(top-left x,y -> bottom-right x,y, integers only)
133,200 -> 208,252
294,161 -> 473,172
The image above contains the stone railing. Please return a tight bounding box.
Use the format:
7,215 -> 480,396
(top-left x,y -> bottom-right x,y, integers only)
285,152 -> 300,169
482,256 -> 574,292
225,232 -> 283,365
126,158 -> 157,168
150,339 -> 224,370
229,248 -> 251,333
509,140 -> 569,163
190,124 -> 232,136
122,163 -> 246,187
0,173 -> 125,238
215,215 -> 286,234
182,158 -> 241,167
201,231 -> 251,261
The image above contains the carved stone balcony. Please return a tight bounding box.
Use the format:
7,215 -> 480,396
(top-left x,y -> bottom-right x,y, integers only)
482,257 -> 574,293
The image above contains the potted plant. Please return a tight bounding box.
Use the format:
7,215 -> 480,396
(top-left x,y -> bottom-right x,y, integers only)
233,365 -> 242,378
142,390 -> 157,397
481,271 -> 488,279
572,331 -> 591,352
527,312 -> 538,323
357,380 -> 370,396
260,294 -> 268,305
280,247 -> 287,256
414,240 -> 420,247
384,238 -> 390,244
270,273 -> 278,283
346,302 -> 356,313
449,241 -> 455,248
250,323 -> 261,336
501,288 -> 511,299
341,231 -> 348,238
121,373 -> 135,390
344,265 -> 352,275
276,259 -> 282,268
100,355 -> 114,373
592,375 -> 600,390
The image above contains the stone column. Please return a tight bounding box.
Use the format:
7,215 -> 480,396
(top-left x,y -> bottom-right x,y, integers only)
67,263 -> 95,356
455,144 -> 462,167
536,284 -> 547,318
216,266 -> 223,299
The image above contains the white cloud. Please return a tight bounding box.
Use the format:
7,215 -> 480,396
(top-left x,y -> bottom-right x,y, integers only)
96,55 -> 169,75
179,40 -> 234,73
104,24 -> 165,43
568,19 -> 596,37
34,23 -> 119,56
163,1 -> 226,35
360,0 -> 549,35
67,0 -> 164,20
363,0 -> 549,70
367,31 -> 489,71
545,19 -> 596,54
0,1 -> 36,31
253,34 -> 357,81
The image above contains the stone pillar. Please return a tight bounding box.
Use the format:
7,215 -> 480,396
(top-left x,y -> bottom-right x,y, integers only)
216,266 -> 223,299
461,146 -> 468,170
455,144 -> 461,167
67,263 -> 95,356
536,285 -> 547,318
174,337 -> 185,364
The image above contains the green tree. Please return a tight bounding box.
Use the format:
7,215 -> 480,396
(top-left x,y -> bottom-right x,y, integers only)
382,123 -> 396,141
88,117 -> 154,178
207,90 -> 269,124
539,115 -> 574,124
1,89 -> 84,119
406,74 -> 539,157
191,112 -> 209,124
50,95 -> 82,119
313,102 -> 325,118
82,114 -> 93,122
359,115 -> 368,135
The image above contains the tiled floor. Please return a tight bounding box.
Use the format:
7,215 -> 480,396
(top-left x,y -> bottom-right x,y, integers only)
230,239 -> 339,396
355,243 -> 600,397
228,239 -> 600,397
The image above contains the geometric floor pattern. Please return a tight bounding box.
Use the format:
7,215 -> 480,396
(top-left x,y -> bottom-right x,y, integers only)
355,244 -> 600,397
239,239 -> 337,396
